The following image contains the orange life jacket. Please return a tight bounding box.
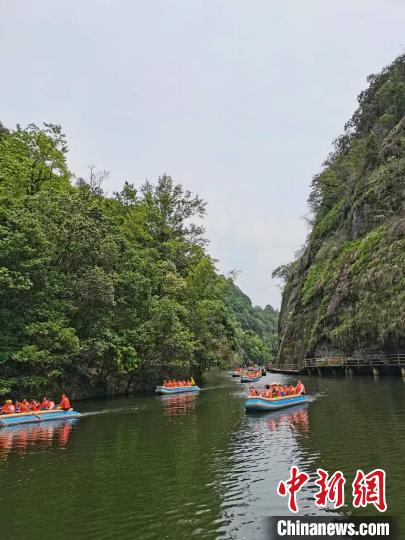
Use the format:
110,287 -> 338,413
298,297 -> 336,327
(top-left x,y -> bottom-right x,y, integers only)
60,396 -> 71,410
17,402 -> 30,413
1,404 -> 15,414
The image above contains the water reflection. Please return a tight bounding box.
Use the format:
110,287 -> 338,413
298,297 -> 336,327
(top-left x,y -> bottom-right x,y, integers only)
0,373 -> 404,540
0,420 -> 76,458
264,405 -> 309,434
159,392 -> 198,417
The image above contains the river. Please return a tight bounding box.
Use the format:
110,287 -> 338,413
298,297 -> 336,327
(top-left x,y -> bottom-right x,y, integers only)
0,371 -> 404,539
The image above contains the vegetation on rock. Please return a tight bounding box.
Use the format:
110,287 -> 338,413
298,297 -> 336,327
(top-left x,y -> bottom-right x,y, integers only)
275,55 -> 405,367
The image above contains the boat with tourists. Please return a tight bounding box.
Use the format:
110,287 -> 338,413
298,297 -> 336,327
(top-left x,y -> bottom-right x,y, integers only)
245,380 -> 309,412
0,409 -> 81,427
245,394 -> 309,412
240,370 -> 262,383
155,378 -> 200,395
155,385 -> 200,395
0,394 -> 80,428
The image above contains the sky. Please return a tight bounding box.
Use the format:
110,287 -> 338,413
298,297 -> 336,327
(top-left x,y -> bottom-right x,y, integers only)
1,0 -> 404,307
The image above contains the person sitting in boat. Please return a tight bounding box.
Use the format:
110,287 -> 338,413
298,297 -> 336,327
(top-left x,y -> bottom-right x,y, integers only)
190,377 -> 195,386
249,387 -> 259,397
16,399 -> 31,413
263,384 -> 273,398
30,400 -> 40,411
59,394 -> 72,411
48,399 -> 55,410
40,397 -> 51,410
1,400 -> 16,414
296,381 -> 306,395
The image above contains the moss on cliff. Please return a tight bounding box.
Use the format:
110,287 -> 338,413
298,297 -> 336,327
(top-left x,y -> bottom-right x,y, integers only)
275,55 -> 405,367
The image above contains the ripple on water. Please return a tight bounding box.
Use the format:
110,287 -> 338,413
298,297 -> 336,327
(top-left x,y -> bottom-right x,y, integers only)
1,373 -> 405,539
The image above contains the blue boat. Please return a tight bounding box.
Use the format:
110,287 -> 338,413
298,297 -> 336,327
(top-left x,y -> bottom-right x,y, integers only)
241,376 -> 261,383
155,385 -> 200,395
245,394 -> 309,412
0,409 -> 81,428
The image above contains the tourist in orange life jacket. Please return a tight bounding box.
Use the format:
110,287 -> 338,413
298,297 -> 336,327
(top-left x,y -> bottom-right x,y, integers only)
296,380 -> 306,395
40,397 -> 51,410
30,400 -> 40,411
16,400 -> 30,413
1,400 -> 16,414
263,384 -> 272,398
249,387 -> 259,397
60,394 -> 71,411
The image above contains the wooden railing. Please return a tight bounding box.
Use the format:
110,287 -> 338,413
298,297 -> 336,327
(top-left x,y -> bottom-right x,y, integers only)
305,353 -> 405,369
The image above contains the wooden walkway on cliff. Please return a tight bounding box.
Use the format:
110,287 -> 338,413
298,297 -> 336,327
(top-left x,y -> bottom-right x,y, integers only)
268,353 -> 405,377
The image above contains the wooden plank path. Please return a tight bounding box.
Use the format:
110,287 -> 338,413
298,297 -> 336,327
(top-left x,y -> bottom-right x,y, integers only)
268,353 -> 405,376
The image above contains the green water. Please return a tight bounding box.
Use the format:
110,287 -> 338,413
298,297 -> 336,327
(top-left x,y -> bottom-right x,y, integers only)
0,372 -> 404,539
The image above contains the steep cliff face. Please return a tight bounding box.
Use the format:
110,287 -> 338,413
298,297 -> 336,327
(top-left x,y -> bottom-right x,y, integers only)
275,55 -> 405,368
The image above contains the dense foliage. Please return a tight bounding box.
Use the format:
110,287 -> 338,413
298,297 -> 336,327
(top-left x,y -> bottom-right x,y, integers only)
0,123 -> 277,397
223,280 -> 278,363
275,55 -> 405,367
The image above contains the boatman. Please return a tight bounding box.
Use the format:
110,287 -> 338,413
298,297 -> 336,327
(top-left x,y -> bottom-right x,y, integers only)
296,380 -> 306,395
1,400 -> 16,414
59,394 -> 72,411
